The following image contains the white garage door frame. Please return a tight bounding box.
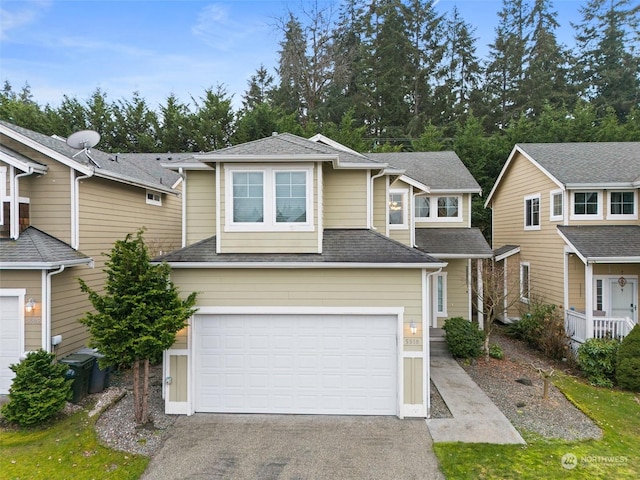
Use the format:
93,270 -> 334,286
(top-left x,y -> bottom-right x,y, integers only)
188,306 -> 406,418
0,289 -> 26,394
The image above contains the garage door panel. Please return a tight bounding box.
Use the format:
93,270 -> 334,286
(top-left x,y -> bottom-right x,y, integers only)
195,314 -> 397,415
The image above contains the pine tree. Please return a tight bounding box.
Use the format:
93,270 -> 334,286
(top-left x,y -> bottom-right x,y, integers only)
79,230 -> 197,425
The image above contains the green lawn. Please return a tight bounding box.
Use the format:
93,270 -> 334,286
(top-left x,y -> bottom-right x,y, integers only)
434,374 -> 640,479
0,411 -> 148,480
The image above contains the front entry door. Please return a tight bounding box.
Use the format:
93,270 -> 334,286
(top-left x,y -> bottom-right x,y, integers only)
610,278 -> 637,323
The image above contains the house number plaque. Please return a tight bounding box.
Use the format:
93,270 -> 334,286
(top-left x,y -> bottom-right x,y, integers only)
404,337 -> 422,346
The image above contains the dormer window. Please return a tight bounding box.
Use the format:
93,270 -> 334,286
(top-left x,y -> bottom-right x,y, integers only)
226,165 -> 313,232
414,195 -> 462,222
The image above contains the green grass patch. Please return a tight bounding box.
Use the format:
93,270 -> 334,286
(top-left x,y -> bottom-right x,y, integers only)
434,374 -> 640,479
0,411 -> 148,480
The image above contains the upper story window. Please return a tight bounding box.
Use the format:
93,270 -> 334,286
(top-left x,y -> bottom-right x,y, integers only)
608,191 -> 636,219
524,194 -> 540,230
389,189 -> 408,229
571,191 -> 602,220
146,191 -> 162,206
550,190 -> 563,222
226,165 -> 313,231
415,195 -> 462,222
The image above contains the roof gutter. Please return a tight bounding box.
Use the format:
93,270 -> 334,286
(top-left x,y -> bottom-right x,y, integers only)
156,261 -> 448,269
0,258 -> 94,269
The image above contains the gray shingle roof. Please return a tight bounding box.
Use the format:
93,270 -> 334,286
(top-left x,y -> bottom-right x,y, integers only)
0,227 -> 92,267
517,142 -> 640,185
0,120 -> 184,192
156,229 -> 444,265
187,133 -> 380,166
493,245 -> 520,259
414,228 -> 493,258
367,152 -> 481,191
558,225 -> 640,260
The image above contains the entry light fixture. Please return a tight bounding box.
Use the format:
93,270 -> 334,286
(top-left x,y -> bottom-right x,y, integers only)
410,321 -> 417,335
25,298 -> 36,313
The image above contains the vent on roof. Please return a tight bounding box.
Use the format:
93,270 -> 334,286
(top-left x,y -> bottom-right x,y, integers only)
272,132 -> 278,136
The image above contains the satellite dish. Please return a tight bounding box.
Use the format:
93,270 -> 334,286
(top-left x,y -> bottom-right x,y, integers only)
66,130 -> 100,150
66,130 -> 101,167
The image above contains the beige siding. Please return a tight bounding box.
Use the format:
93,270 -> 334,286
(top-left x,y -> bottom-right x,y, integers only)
0,270 -> 42,352
48,176 -> 183,358
403,357 -> 423,404
440,260 -> 469,326
218,164 -> 320,253
185,169 -> 216,246
567,254 -> 585,311
169,355 -> 188,402
372,176 -> 387,232
491,152 -> 566,309
322,165 -> 368,228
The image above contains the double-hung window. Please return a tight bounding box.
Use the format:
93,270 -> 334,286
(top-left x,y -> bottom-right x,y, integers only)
524,194 -> 540,230
608,191 -> 636,219
550,190 -> 563,221
226,165 -> 313,231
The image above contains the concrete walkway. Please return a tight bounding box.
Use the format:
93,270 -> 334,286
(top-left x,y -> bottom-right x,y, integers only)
427,330 -> 525,444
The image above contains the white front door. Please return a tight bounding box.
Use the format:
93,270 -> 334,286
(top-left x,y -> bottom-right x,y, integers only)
0,296 -> 22,394
609,278 -> 637,323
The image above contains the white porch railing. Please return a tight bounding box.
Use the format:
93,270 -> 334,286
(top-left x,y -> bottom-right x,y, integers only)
565,310 -> 636,343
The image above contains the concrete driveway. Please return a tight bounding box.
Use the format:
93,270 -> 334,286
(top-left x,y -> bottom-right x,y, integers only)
141,414 -> 445,480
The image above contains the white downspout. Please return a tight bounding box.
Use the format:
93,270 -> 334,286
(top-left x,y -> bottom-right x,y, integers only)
179,168 -> 186,248
44,265 -> 65,354
12,168 -> 32,239
72,171 -> 93,249
424,266 -> 442,419
370,169 -> 385,230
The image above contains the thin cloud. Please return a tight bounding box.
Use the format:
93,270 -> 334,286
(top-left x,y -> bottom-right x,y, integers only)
0,0 -> 51,40
191,3 -> 268,51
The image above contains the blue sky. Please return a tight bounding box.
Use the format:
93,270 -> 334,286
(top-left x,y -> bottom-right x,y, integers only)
0,0 -> 583,111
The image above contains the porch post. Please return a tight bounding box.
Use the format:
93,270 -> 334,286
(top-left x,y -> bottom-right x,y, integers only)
477,259 -> 484,329
585,262 -> 594,339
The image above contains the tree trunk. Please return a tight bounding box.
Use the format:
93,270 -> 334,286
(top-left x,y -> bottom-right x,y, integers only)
141,358 -> 150,425
132,359 -> 142,424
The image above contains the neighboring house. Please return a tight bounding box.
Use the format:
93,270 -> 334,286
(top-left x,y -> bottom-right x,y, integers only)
485,142 -> 640,344
0,120 -> 185,394
157,133 -> 491,418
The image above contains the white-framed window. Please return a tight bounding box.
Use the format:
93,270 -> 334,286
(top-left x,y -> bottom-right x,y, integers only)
524,194 -> 540,230
549,190 -> 563,222
225,165 -> 313,231
388,189 -> 408,228
436,273 -> 447,316
146,191 -> 162,206
0,166 -> 6,225
607,190 -> 637,219
520,262 -> 530,303
415,196 -> 430,219
571,191 -> 602,220
415,195 -> 462,222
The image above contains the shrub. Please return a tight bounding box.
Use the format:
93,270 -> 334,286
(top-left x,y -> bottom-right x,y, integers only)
577,338 -> 620,388
1,350 -> 72,426
507,299 -> 570,360
616,324 -> 640,392
489,344 -> 504,360
443,317 -> 484,358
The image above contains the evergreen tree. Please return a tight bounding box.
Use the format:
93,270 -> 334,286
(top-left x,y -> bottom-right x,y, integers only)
523,0 -> 571,116
112,91 -> 159,152
242,64 -> 276,111
572,0 -> 640,118
79,230 -> 197,425
158,93 -> 194,152
191,85 -> 235,151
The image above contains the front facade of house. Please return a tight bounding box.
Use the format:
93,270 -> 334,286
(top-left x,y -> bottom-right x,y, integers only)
159,134 -> 491,418
0,121 -> 184,393
486,143 -> 640,343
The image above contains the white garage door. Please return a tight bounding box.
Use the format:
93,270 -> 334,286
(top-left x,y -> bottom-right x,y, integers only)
0,296 -> 21,394
195,314 -> 397,415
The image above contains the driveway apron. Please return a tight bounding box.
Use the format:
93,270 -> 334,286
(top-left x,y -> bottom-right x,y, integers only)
141,414 -> 445,480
